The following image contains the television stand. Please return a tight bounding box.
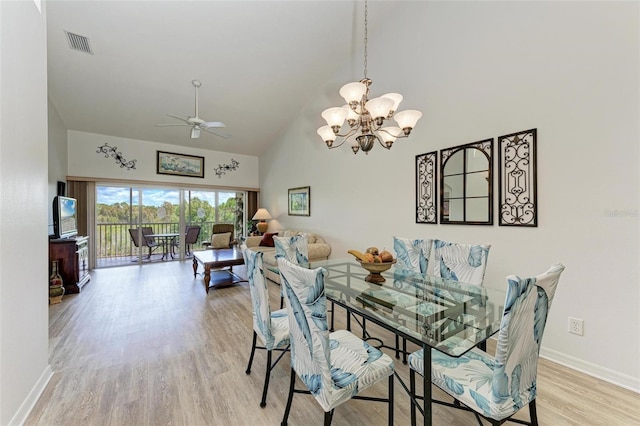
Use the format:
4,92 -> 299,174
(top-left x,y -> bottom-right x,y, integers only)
49,236 -> 90,294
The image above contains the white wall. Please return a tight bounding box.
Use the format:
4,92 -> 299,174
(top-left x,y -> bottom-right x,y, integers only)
67,131 -> 259,189
48,99 -> 68,233
260,1 -> 640,391
0,1 -> 52,424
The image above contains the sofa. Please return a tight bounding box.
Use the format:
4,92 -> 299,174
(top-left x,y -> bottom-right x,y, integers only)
244,229 -> 331,284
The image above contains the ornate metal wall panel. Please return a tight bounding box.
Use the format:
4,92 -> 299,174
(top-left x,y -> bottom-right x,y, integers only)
498,128 -> 537,226
416,151 -> 437,224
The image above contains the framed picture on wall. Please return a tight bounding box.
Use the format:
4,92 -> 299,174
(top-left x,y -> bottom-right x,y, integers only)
288,186 -> 310,216
157,151 -> 205,178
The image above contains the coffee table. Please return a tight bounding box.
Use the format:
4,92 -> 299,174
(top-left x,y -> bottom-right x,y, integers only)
192,248 -> 247,293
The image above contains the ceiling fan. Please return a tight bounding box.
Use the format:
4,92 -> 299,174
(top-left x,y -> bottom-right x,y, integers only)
156,80 -> 231,139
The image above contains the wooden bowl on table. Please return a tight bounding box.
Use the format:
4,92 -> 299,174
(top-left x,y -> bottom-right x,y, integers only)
356,259 -> 396,284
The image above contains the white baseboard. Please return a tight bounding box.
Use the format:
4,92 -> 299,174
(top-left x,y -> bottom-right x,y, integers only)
8,364 -> 53,426
540,347 -> 640,394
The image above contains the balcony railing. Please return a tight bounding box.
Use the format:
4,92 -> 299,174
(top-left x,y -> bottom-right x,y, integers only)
95,221 -> 236,266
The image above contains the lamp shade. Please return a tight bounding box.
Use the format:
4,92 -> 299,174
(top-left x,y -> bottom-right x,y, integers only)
381,93 -> 403,112
252,208 -> 272,221
339,81 -> 367,104
394,110 -> 422,130
321,107 -> 347,128
365,96 -> 394,120
317,125 -> 335,142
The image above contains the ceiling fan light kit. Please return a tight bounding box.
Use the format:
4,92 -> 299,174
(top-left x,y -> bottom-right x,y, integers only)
156,80 -> 231,140
317,0 -> 422,155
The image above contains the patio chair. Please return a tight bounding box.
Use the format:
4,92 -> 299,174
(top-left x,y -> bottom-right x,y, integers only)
128,228 -> 159,259
173,225 -> 201,256
407,263 -> 565,426
203,223 -> 237,249
277,257 -> 395,426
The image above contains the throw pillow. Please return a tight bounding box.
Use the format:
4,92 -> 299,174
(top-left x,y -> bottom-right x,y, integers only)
211,232 -> 232,249
259,232 -> 278,247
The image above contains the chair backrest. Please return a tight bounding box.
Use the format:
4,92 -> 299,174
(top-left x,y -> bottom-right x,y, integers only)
491,263 -> 564,412
393,236 -> 433,273
432,239 -> 491,286
128,228 -> 142,248
141,227 -> 156,245
243,246 -> 279,347
185,225 -> 201,244
274,234 -> 309,268
129,228 -> 153,248
212,223 -> 234,238
277,257 -> 331,396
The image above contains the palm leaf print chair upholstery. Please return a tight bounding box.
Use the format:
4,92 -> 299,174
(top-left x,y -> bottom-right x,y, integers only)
407,263 -> 565,426
432,239 -> 491,286
242,245 -> 290,408
391,236 -> 434,361
433,239 -> 491,350
277,257 -> 396,426
274,234 -> 309,308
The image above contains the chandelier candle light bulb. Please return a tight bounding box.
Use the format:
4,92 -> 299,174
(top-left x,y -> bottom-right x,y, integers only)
317,0 -> 422,154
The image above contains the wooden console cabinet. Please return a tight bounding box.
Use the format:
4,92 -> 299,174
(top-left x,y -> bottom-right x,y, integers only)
49,236 -> 91,294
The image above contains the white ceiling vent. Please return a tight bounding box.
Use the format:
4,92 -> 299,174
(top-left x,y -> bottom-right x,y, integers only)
64,30 -> 93,55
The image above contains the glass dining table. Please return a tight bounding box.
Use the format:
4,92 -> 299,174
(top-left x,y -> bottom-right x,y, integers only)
309,258 -> 506,426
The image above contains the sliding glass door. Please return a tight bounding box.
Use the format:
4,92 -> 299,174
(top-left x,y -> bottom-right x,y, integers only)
96,185 -> 246,267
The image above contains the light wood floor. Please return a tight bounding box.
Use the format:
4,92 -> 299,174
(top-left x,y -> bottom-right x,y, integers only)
27,261 -> 639,425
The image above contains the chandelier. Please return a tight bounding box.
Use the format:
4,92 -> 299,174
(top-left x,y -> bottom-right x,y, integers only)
317,0 -> 422,155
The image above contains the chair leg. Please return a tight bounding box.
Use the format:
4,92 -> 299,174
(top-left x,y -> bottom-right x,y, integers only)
260,350 -> 273,408
395,334 -> 400,359
529,400 -> 538,426
281,368 -> 296,426
388,373 -> 394,426
410,368 -> 417,426
403,338 -> 408,364
323,409 -> 334,426
245,331 -> 257,374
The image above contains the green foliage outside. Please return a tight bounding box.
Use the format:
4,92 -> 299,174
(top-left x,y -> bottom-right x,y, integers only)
96,197 -> 238,257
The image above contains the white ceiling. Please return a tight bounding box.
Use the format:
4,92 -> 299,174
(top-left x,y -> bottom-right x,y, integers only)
47,0 -> 398,156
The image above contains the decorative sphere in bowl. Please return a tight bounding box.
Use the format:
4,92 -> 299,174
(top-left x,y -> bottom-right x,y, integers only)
356,259 -> 396,284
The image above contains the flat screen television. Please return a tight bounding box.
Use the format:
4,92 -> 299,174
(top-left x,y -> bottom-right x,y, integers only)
53,196 -> 78,239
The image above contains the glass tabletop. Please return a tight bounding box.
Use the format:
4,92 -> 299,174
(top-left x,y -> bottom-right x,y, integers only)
310,258 -> 506,357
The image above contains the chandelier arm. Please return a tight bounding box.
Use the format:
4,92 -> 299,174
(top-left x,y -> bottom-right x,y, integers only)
334,126 -> 360,139
376,137 -> 392,150
327,139 -> 349,149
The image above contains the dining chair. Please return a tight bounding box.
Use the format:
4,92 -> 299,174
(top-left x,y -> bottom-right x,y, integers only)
241,244 -> 290,408
128,228 -> 159,259
393,236 -> 433,274
407,263 -> 565,426
277,257 -> 395,426
379,236 -> 434,362
432,239 -> 491,286
273,234 -> 309,308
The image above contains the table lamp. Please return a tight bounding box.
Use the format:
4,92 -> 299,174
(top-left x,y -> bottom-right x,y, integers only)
252,208 -> 272,234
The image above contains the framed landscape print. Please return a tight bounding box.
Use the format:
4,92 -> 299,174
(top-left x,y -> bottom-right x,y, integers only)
288,186 -> 310,216
157,151 -> 205,178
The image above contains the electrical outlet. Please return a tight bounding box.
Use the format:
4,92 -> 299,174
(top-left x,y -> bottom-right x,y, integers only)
568,317 -> 584,336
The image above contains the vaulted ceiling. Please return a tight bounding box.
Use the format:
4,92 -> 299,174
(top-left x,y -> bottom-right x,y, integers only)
47,0 -> 396,156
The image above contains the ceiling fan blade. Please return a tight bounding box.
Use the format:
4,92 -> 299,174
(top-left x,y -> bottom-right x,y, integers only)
202,121 -> 225,128
201,127 -> 231,139
166,113 -> 191,123
156,123 -> 189,127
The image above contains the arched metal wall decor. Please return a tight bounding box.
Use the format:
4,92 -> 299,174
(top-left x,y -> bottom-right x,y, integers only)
498,129 -> 537,227
416,151 -> 437,224
440,138 -> 493,225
